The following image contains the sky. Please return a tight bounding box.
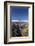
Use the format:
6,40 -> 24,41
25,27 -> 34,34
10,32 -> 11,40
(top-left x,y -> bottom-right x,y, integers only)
10,7 -> 28,22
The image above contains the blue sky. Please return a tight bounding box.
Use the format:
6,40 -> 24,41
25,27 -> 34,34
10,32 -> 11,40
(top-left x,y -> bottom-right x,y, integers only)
10,7 -> 28,21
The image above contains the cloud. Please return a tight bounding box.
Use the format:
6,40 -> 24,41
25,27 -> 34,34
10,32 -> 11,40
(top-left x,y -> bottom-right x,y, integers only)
11,20 -> 28,22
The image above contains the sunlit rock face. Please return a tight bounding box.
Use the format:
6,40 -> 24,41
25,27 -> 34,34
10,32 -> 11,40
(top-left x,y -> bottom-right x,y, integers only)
10,20 -> 28,37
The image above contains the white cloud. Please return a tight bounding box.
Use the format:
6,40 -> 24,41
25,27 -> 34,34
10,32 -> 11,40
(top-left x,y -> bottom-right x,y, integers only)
11,20 -> 28,22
